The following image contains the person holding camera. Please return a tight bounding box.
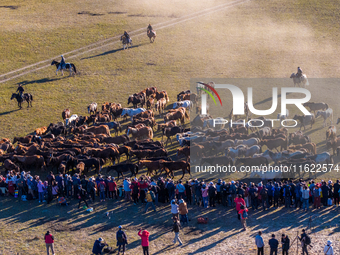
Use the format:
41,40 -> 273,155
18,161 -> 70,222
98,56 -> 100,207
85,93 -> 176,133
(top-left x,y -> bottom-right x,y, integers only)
92,237 -> 108,255
138,228 -> 150,255
298,229 -> 310,255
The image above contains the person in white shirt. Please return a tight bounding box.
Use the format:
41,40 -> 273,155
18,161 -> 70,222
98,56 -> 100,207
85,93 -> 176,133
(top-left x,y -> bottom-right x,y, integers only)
324,240 -> 334,255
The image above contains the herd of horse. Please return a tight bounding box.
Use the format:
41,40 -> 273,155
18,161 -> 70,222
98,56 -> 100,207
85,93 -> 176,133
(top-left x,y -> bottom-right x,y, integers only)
2,86 -> 196,181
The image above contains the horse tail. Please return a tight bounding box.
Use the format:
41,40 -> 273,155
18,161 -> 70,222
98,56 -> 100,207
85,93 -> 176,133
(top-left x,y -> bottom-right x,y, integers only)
72,64 -> 77,74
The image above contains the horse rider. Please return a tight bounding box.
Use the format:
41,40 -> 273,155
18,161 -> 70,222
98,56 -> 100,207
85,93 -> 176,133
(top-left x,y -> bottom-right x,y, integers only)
147,24 -> 153,32
124,31 -> 130,42
16,84 -> 24,99
58,55 -> 66,71
297,66 -> 303,78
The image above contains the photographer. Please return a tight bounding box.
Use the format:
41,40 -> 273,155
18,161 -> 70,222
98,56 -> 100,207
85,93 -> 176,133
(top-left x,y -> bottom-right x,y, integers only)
298,229 -> 310,255
92,237 -> 108,255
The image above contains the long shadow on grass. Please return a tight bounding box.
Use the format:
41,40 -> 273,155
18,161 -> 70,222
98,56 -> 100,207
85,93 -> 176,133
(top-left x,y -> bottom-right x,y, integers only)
81,43 -> 148,60
17,77 -> 66,86
0,109 -> 20,116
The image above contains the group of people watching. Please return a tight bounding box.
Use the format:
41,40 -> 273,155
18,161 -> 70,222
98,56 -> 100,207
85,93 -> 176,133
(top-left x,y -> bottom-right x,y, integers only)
1,171 -> 340,212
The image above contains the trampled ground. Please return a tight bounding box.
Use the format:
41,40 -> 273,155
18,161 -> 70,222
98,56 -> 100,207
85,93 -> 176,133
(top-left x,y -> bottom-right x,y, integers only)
1,0 -> 340,254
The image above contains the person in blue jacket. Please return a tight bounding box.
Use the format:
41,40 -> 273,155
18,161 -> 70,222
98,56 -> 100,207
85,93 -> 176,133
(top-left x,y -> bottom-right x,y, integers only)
92,237 -> 108,255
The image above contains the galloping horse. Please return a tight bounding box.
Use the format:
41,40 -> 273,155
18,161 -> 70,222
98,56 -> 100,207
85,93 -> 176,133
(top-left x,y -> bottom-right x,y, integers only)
147,29 -> 156,43
10,93 -> 33,109
290,73 -> 309,88
120,35 -> 132,50
51,60 -> 77,76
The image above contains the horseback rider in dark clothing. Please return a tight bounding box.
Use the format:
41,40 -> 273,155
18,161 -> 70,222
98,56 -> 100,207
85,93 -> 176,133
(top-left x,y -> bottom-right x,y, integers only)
60,55 -> 66,69
16,84 -> 24,99
124,31 -> 130,42
297,67 -> 303,78
147,24 -> 153,32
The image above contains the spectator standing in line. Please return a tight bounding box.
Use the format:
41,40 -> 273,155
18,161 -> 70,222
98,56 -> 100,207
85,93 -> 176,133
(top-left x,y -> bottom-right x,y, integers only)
324,240 -> 334,255
98,178 -> 106,202
255,231 -> 264,255
179,199 -> 189,225
208,182 -> 217,207
302,185 -> 310,211
176,180 -> 186,200
333,180 -> 340,206
116,226 -> 128,255
171,199 -> 179,219
313,184 -> 321,209
123,178 -> 131,202
269,234 -> 279,255
138,228 -> 150,255
45,231 -> 55,255
281,234 -> 290,255
201,184 -> 209,208
172,216 -> 183,246
238,205 -> 248,231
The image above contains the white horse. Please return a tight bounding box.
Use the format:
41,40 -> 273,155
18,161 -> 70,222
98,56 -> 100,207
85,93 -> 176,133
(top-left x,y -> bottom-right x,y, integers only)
290,73 -> 309,88
316,108 -> 333,127
65,114 -> 78,127
87,102 -> 97,114
121,108 -> 146,121
173,100 -> 192,111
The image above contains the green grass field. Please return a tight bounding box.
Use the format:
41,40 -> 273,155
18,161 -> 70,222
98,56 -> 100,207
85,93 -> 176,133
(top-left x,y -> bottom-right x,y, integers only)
1,0 -> 340,254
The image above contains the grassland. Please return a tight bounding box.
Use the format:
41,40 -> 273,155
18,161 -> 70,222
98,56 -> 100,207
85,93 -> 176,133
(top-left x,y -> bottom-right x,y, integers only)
1,0 -> 340,254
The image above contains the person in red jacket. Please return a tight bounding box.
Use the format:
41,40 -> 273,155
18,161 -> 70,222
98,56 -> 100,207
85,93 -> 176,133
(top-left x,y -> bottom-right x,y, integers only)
138,228 -> 150,255
238,205 -> 248,231
44,231 -> 55,255
234,194 -> 246,220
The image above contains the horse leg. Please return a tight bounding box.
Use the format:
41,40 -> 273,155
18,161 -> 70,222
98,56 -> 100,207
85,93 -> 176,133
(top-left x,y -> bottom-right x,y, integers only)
61,70 -> 64,76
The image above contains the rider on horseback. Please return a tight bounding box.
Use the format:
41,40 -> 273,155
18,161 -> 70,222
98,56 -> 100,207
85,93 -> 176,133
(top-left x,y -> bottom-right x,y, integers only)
297,66 -> 303,78
16,84 -> 24,99
124,31 -> 130,42
57,55 -> 66,71
147,24 -> 153,32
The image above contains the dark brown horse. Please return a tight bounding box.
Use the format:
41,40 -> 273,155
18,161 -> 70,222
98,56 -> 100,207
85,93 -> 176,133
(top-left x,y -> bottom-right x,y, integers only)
10,93 -> 33,109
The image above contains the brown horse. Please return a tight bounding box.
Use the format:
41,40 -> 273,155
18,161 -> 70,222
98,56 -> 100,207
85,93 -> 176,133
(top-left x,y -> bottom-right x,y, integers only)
147,29 -> 156,43
62,109 -> 70,122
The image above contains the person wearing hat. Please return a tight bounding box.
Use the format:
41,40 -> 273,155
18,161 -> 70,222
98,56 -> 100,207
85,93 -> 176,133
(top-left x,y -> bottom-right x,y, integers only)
92,237 -> 108,255
116,226 -> 128,255
171,199 -> 179,219
281,234 -> 290,255
179,199 -> 189,225
123,177 -> 131,202
44,231 -> 55,255
324,240 -> 334,255
138,228 -> 150,255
